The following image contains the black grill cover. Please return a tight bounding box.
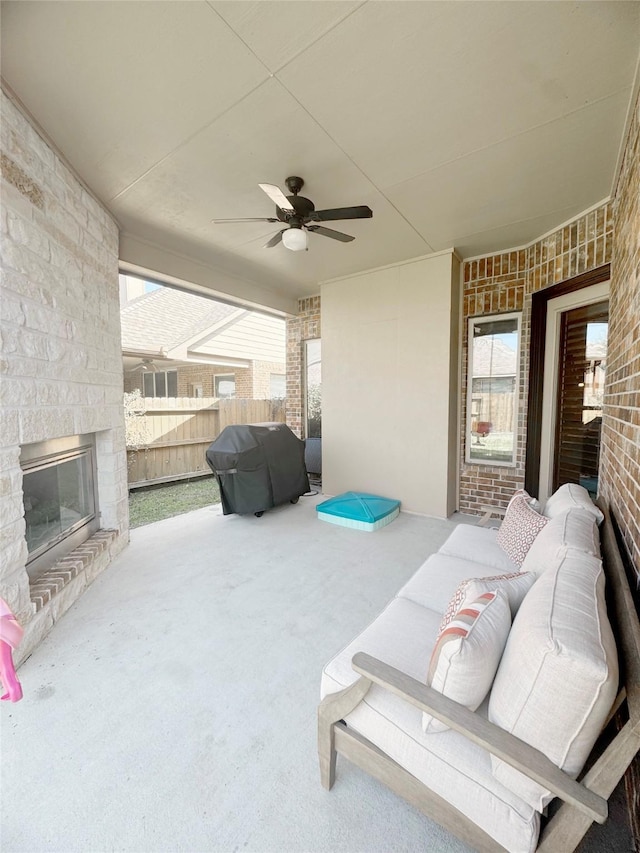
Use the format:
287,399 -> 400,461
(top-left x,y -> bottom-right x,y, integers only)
205,423 -> 310,516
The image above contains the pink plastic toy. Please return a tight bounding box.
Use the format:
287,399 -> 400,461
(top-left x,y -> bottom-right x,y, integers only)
0,598 -> 23,702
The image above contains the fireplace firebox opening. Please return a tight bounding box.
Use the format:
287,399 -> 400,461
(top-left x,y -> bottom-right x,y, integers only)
20,434 -> 100,581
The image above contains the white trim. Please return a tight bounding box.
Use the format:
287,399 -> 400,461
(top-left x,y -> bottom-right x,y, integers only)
214,373 -> 236,399
184,352 -> 249,368
465,312 -> 521,467
538,281 -> 610,503
304,338 -> 321,440
166,308 -> 248,356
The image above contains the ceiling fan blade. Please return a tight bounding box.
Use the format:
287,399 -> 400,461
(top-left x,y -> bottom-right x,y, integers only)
307,225 -> 354,243
258,183 -> 295,212
309,205 -> 373,222
212,217 -> 279,223
264,230 -> 285,248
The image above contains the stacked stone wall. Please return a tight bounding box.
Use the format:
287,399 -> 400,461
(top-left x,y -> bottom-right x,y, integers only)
0,90 -> 128,647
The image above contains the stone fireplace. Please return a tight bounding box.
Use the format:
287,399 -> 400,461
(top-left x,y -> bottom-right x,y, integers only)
1,89 -> 129,662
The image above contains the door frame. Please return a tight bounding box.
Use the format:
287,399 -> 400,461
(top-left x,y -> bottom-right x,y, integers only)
524,264 -> 610,497
538,286 -> 609,503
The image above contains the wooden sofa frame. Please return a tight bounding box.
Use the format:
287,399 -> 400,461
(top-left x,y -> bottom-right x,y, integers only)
318,501 -> 640,852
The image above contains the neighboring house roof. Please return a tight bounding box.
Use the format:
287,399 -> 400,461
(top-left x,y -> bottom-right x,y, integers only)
121,287 -> 240,353
121,286 -> 286,366
472,337 -> 517,377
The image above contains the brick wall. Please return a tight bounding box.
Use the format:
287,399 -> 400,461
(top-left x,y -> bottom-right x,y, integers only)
177,364 -> 216,397
285,296 -> 320,437
0,90 -> 128,647
125,362 -> 283,399
600,90 -> 640,582
251,359 -> 286,399
460,205 -> 613,514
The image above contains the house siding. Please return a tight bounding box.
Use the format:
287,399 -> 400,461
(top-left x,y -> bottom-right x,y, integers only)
0,90 -> 128,651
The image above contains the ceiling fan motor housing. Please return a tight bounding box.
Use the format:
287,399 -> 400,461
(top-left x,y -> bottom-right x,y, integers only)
274,176 -> 314,223
277,194 -> 315,223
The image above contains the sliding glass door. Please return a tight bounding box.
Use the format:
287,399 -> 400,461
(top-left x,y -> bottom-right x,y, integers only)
553,301 -> 608,496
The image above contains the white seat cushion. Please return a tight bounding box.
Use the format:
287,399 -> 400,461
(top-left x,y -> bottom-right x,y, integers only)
322,597 -> 442,691
397,552 -> 512,614
521,507 -> 600,579
542,482 -> 604,524
438,523 -> 519,572
488,549 -> 618,811
322,597 -> 540,853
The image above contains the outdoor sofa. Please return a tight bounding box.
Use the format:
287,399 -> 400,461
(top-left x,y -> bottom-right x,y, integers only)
318,484 -> 640,852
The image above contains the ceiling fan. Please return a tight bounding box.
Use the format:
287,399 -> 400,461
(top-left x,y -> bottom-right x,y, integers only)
128,358 -> 157,373
212,176 -> 373,251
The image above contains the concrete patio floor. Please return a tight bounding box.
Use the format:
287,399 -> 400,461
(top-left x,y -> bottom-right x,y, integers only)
1,495 -> 632,852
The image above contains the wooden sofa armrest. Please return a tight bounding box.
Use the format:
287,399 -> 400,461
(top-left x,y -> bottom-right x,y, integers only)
351,651 -> 608,824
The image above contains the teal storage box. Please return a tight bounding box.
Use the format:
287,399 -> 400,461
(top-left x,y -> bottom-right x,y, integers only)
317,492 -> 400,531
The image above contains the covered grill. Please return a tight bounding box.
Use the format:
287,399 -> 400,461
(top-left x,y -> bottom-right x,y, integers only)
205,423 -> 309,516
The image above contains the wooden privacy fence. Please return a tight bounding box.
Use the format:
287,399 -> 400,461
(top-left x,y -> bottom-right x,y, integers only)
127,397 -> 286,487
470,392 -> 515,435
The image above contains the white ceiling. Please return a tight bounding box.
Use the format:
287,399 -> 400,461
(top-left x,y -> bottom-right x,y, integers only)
2,1 -> 639,312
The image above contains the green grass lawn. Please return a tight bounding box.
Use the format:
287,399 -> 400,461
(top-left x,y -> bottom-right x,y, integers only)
128,476 -> 221,528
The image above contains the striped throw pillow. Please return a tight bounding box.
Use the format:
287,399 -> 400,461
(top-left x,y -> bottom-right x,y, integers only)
423,589 -> 512,733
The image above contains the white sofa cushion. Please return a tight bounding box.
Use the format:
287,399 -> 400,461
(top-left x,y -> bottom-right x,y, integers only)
438,572 -> 537,630
488,549 -> 618,811
438,523 -> 519,572
323,597 -> 443,692
397,552 -> 512,614
423,590 -> 511,733
496,494 -> 548,566
521,507 -> 600,579
543,482 -> 604,524
321,598 -> 540,853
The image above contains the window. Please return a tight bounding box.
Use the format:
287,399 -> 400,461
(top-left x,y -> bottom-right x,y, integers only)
466,313 -> 520,466
269,373 -> 286,399
143,370 -> 177,398
305,339 -> 321,438
215,374 -> 236,398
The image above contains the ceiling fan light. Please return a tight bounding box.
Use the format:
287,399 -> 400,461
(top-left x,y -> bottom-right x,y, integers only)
282,227 -> 307,252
